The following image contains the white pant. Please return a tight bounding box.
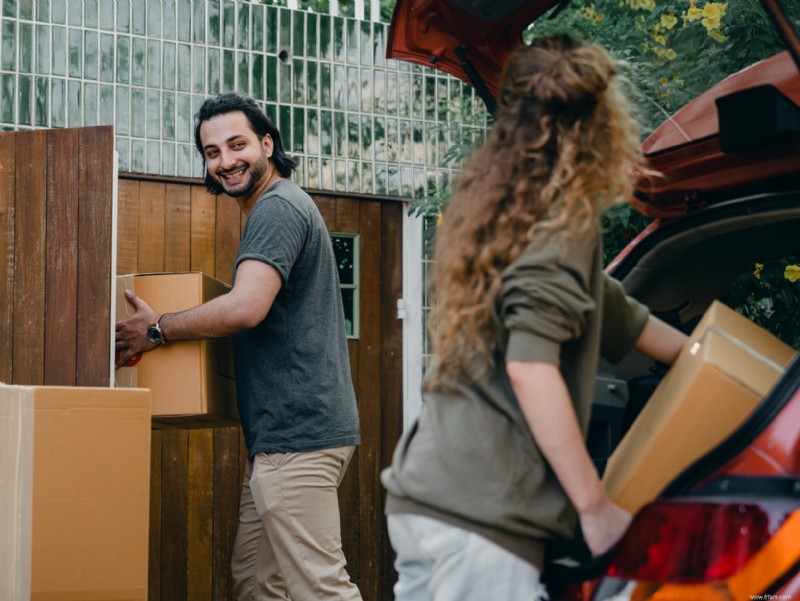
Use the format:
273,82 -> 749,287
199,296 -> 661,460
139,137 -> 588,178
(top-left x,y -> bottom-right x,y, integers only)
387,513 -> 549,601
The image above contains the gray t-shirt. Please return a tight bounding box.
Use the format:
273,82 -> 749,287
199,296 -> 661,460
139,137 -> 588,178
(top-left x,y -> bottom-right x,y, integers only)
232,179 -> 360,458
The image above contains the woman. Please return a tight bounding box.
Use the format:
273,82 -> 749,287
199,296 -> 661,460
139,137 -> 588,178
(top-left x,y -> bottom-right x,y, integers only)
381,34 -> 687,600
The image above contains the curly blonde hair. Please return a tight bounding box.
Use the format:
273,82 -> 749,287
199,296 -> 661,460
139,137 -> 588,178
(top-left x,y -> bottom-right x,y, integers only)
428,34 -> 647,387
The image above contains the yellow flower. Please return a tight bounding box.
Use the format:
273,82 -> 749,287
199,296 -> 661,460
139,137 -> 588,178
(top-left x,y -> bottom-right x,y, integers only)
665,48 -> 677,60
437,211 -> 443,227
651,46 -> 667,58
708,29 -> 726,42
653,33 -> 667,44
659,76 -> 669,85
785,264 -> 800,282
593,13 -> 604,24
683,0 -> 703,23
661,13 -> 678,29
626,0 -> 655,11
754,262 -> 764,279
701,2 -> 727,30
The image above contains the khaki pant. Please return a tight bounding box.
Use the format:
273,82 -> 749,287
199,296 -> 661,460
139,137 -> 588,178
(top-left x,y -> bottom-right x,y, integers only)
231,446 -> 362,601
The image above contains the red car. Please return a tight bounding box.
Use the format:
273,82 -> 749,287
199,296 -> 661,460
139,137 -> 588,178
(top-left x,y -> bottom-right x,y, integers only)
388,0 -> 800,599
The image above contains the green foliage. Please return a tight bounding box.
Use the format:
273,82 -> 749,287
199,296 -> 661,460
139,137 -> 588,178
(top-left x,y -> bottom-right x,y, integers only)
600,204 -> 653,265
722,258 -> 800,349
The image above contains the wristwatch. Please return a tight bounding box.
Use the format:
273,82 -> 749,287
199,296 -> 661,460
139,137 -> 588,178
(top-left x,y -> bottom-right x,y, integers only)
146,315 -> 167,346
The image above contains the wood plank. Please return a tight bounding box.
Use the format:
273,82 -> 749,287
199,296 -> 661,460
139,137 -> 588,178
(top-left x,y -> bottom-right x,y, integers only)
188,428 -> 214,601
340,339 -> 360,587
149,423 -> 165,601
44,128 -> 79,386
161,426 -> 189,601
335,196 -> 360,233
117,179 -> 141,275
215,192 -> 241,284
314,195 -> 336,231
138,181 -> 167,273
13,130 -> 47,385
380,201 -> 404,598
213,423 -> 241,601
0,132 -> 16,383
76,126 -> 115,386
190,186 -> 217,275
357,200 -> 383,601
165,183 -> 192,272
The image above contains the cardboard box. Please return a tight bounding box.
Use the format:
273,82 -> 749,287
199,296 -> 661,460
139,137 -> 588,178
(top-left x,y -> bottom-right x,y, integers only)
1,386 -> 34,601
115,272 -> 237,418
0,384 -> 151,601
603,301 -> 797,514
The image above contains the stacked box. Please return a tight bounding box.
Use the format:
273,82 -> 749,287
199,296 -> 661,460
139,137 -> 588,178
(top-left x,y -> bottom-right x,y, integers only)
0,384 -> 151,601
116,272 -> 238,419
603,301 -> 797,513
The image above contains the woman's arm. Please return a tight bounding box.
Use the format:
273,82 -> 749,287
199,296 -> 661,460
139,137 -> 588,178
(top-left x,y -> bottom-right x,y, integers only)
507,360 -> 632,556
634,314 -> 688,364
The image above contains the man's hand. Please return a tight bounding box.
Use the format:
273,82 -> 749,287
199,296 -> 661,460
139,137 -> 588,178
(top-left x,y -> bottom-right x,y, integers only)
115,290 -> 159,368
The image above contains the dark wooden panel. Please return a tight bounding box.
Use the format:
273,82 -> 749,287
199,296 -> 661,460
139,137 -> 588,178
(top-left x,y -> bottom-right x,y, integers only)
315,195 -> 336,230
188,428 -> 214,601
340,339 -> 361,587
380,201 -> 405,596
215,193 -> 241,284
336,196 -> 360,232
0,132 -> 16,383
190,186 -> 217,275
161,426 -> 190,601
357,200 -> 383,601
165,183 -> 192,273
13,129 -> 47,385
149,423 -> 164,601
213,423 -> 241,601
76,126 -> 114,386
44,128 -> 80,386
117,179 -> 141,275
138,181 -> 167,273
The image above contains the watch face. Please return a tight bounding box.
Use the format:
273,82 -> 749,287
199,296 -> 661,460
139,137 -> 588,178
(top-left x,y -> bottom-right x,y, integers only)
147,325 -> 164,345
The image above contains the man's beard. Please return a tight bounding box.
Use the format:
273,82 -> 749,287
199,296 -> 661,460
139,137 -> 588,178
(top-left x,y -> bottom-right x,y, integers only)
216,149 -> 270,198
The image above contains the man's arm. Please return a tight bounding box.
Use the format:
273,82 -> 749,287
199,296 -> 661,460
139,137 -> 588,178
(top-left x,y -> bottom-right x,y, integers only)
115,259 -> 281,367
507,360 -> 632,557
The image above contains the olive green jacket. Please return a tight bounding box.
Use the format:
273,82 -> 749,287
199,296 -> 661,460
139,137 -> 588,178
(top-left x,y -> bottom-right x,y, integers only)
382,225 -> 649,568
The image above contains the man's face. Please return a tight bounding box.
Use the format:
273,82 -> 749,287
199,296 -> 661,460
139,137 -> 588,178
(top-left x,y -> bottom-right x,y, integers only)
200,111 -> 272,199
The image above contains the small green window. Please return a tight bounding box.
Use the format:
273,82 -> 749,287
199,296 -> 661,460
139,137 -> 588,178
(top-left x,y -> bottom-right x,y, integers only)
331,233 -> 360,339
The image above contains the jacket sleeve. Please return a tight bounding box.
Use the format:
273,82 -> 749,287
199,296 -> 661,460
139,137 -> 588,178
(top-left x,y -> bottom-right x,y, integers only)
599,273 -> 650,364
499,233 -> 597,366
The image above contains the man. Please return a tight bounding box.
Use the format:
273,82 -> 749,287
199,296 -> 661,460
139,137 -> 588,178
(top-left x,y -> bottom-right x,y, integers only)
116,92 -> 363,601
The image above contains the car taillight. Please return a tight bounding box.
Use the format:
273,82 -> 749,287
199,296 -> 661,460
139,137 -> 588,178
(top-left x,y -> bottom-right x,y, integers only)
607,501 -> 774,583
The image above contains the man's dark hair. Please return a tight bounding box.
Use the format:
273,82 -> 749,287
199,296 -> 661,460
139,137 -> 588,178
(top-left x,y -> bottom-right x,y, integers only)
194,92 -> 297,195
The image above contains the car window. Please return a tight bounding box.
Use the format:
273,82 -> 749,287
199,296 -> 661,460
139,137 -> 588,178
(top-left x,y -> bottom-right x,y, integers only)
721,255 -> 800,349
527,0 -> 800,135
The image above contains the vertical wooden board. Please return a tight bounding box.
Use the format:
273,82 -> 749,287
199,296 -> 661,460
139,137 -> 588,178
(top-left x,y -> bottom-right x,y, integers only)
161,426 -> 189,601
340,339 -> 360,586
213,424 -> 241,601
165,183 -> 192,272
188,428 -> 214,601
0,132 -> 16,383
357,200 -> 383,601
44,128 -> 80,386
215,192 -> 241,284
13,130 -> 47,385
76,126 -> 115,386
138,181 -> 167,273
190,186 -> 217,275
380,202 -> 405,597
116,179 -> 141,275
149,424 -> 164,601
313,195 -> 336,231
335,197 -> 360,232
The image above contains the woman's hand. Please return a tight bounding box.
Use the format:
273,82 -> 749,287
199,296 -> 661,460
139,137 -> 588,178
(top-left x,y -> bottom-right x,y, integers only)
578,498 -> 632,557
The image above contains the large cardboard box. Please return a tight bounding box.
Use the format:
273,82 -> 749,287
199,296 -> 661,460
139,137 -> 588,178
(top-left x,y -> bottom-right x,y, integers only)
0,384 -> 151,601
115,272 -> 237,418
603,301 -> 797,514
1,386 -> 34,601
